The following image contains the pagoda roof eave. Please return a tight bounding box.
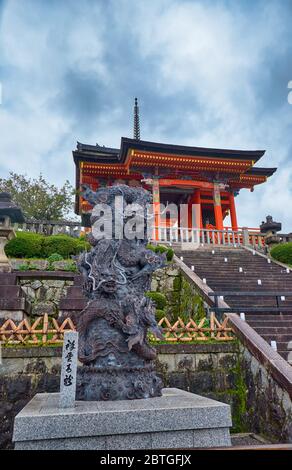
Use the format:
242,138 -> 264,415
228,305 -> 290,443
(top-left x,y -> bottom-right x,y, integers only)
73,150 -> 120,165
245,167 -> 277,177
120,137 -> 266,163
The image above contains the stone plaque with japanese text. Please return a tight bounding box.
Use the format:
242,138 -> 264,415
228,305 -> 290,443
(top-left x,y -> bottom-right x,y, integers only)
59,331 -> 78,408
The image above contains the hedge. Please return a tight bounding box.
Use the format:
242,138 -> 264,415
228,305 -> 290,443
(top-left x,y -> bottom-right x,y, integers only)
5,231 -> 90,259
5,232 -> 44,258
270,243 -> 292,265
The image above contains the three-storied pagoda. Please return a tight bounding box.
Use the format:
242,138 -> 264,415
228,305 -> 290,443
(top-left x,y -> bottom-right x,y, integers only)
72,101 -> 276,233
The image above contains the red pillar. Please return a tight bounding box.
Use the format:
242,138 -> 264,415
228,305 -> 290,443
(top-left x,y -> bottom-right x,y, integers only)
213,184 -> 223,230
229,192 -> 238,231
152,178 -> 160,240
188,189 -> 202,228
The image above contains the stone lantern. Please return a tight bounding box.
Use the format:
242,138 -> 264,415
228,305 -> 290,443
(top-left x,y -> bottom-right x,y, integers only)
0,192 -> 24,272
260,215 -> 282,246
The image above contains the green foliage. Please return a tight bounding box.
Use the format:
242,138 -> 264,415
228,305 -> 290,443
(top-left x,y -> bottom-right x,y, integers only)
0,172 -> 74,220
270,243 -> 292,265
18,262 -> 39,271
146,291 -> 167,310
58,261 -> 78,272
146,243 -> 174,261
5,231 -> 43,258
42,235 -> 78,258
168,273 -> 207,322
155,309 -> 166,321
226,353 -> 248,433
5,231 -> 89,259
47,253 -> 64,263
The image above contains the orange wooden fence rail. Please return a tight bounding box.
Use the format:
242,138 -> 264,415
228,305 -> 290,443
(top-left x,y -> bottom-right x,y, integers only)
155,313 -> 233,342
0,314 -> 76,346
0,313 -> 233,346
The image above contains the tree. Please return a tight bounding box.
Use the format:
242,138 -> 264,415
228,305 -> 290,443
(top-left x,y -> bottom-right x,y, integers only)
0,172 -> 75,220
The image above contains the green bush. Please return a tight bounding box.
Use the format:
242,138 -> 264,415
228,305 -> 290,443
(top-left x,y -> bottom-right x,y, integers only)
145,291 -> 167,310
42,235 -> 78,258
5,231 -> 89,259
42,235 -> 89,258
270,243 -> 292,265
47,253 -> 64,263
5,231 -> 44,258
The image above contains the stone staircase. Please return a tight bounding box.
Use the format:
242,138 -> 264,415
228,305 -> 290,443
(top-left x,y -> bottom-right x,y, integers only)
59,275 -> 86,323
0,273 -> 31,321
174,246 -> 292,363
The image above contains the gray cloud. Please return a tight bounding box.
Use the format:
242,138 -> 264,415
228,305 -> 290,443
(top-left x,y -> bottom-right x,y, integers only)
0,0 -> 292,229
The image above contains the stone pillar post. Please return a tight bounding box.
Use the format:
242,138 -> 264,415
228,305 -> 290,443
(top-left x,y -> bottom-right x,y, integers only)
242,227 -> 249,246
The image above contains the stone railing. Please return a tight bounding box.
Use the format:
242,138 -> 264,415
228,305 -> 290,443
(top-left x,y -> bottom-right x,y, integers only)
151,226 -> 265,248
12,219 -> 83,237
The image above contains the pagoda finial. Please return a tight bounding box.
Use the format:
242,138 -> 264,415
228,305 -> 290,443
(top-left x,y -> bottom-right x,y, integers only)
133,97 -> 140,140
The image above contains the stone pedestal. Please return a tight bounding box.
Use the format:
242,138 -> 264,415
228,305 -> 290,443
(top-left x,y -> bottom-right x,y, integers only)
13,388 -> 232,450
0,229 -> 15,272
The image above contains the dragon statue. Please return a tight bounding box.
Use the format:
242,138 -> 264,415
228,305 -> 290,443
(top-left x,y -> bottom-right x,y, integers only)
76,184 -> 165,401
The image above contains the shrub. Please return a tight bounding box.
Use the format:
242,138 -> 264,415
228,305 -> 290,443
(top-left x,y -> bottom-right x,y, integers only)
75,237 -> 90,253
47,253 -> 64,263
5,231 -> 44,258
5,231 -> 89,259
42,235 -> 86,258
270,243 -> 292,265
145,291 -> 167,310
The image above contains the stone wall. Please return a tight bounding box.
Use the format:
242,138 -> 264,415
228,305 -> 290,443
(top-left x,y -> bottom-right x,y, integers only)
156,342 -> 244,432
0,348 -> 62,449
0,343 -> 239,449
151,263 -> 208,321
19,278 -> 74,317
1,341 -> 292,449
239,345 -> 292,442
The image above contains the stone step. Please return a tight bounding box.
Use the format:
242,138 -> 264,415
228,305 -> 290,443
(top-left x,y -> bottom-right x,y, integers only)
0,285 -> 23,297
73,275 -> 83,286
247,321 -> 292,327
59,298 -> 86,311
66,286 -> 84,298
246,315 -> 292,321
226,300 -> 292,307
259,334 -> 292,342
0,297 -> 31,313
0,273 -> 17,285
176,247 -> 292,365
252,326 -> 292,335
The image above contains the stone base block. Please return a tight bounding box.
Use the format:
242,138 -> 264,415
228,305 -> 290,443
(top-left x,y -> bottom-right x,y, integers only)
13,388 -> 232,450
0,310 -> 28,321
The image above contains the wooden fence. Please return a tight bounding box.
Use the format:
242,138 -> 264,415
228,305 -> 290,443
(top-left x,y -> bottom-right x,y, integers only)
0,313 -> 233,346
0,314 -> 75,346
155,313 -> 233,342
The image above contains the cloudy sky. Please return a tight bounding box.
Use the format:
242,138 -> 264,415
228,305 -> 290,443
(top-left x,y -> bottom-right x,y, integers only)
0,0 -> 292,229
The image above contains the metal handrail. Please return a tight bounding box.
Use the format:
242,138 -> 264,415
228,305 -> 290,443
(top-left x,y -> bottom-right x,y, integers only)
208,291 -> 292,317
